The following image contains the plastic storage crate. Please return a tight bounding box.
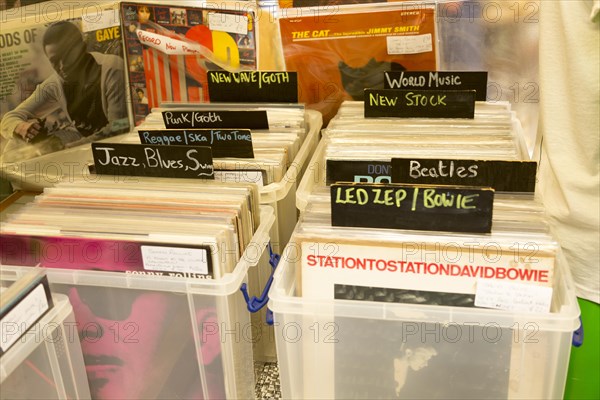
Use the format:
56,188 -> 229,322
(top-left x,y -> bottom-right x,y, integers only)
268,243 -> 581,399
1,207 -> 275,400
296,105 -> 528,213
0,293 -> 91,400
258,109 -> 322,252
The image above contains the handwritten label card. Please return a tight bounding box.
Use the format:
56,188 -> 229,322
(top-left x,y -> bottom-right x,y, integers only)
162,111 -> 269,129
331,182 -> 494,233
139,129 -> 254,158
141,246 -> 209,275
475,280 -> 553,313
384,71 -> 488,101
208,71 -> 298,103
364,89 -> 476,119
92,143 -> 214,179
392,159 -> 538,193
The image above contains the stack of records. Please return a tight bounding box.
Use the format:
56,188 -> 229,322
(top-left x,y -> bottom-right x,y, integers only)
0,177 -> 263,279
292,99 -> 557,312
117,103 -> 309,187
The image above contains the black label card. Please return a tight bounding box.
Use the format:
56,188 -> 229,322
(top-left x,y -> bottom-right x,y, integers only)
331,182 -> 494,233
392,159 -> 537,193
384,71 -> 488,101
139,129 -> 254,158
364,89 -> 476,119
162,110 -> 269,129
207,71 -> 298,103
326,160 -> 392,185
92,143 -> 214,179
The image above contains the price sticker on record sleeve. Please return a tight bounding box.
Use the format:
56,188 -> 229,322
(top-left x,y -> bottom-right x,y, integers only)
141,246 -> 210,276
475,280 -> 553,313
387,34 -> 433,55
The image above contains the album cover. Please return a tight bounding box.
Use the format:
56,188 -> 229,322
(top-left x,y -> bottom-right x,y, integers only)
0,3 -> 130,163
334,318 -> 512,399
279,5 -> 437,122
121,2 -> 258,124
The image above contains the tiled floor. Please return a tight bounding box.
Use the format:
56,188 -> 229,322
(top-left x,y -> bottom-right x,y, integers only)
255,362 -> 282,400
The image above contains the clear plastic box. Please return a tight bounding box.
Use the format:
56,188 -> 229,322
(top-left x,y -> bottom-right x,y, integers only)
296,110 -> 528,213
268,242 -> 581,399
0,293 -> 91,400
1,206 -> 275,400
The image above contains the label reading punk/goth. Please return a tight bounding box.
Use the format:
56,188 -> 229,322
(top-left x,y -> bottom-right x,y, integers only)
162,110 -> 269,129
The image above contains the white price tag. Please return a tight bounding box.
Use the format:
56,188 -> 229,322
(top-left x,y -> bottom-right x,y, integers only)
208,13 -> 248,35
387,34 -> 433,55
1,284 -> 49,352
475,280 -> 553,313
141,246 -> 209,275
81,8 -> 121,32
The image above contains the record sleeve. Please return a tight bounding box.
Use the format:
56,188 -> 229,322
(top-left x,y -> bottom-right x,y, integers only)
279,4 -> 437,122
0,2 -> 131,163
121,2 -> 258,124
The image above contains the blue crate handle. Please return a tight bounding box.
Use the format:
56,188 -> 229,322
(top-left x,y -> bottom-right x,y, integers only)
572,316 -> 584,347
240,243 -> 280,326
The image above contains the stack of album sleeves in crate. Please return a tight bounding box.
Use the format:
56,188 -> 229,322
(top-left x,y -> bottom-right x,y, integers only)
267,99 -> 581,399
0,178 -> 276,399
118,103 -> 322,252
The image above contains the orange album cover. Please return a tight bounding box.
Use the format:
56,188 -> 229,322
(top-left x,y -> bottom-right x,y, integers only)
279,6 -> 437,122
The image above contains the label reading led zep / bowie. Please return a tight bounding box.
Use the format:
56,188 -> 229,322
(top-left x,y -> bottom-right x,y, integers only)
207,71 -> 298,103
384,71 -> 488,101
364,89 -> 476,119
331,182 -> 494,233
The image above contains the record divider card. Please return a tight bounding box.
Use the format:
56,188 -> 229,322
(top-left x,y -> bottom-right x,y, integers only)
330,182 -> 495,234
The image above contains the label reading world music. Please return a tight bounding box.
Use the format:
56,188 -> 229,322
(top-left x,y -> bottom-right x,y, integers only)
162,110 -> 269,129
326,160 -> 392,185
207,71 -> 299,103
92,143 -> 214,179
392,159 -> 538,193
331,182 -> 494,233
384,71 -> 488,101
139,129 -> 254,158
364,89 -> 476,119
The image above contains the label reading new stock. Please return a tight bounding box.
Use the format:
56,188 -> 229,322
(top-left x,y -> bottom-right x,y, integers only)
139,129 -> 254,158
208,71 -> 298,103
331,183 -> 494,233
92,143 -> 214,179
162,110 -> 269,129
384,71 -> 488,101
364,89 -> 476,119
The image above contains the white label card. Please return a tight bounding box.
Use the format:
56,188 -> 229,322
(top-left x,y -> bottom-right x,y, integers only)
214,170 -> 264,187
387,34 -> 433,55
1,284 -> 49,352
141,246 -> 209,275
81,7 -> 121,32
475,279 -> 553,313
208,13 -> 248,35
